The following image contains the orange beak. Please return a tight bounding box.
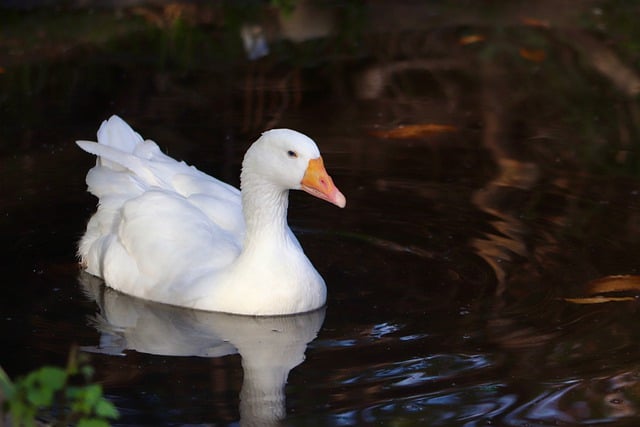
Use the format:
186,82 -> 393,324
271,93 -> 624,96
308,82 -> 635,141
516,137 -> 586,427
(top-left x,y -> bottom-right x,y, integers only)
300,157 -> 346,208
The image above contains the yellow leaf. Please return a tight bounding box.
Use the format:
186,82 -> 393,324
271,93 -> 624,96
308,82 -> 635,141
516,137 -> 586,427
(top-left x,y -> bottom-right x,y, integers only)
370,124 -> 457,139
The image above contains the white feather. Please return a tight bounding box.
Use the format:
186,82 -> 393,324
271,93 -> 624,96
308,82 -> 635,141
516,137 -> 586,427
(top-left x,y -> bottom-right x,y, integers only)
78,115 -> 342,315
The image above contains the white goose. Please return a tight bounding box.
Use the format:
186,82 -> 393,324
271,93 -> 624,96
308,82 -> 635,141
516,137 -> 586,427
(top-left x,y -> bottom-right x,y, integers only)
77,116 -> 345,315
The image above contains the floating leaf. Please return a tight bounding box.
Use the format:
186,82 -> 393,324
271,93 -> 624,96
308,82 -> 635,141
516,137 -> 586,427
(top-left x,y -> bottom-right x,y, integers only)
564,296 -> 636,304
459,34 -> 485,45
587,274 -> 640,294
370,124 -> 457,139
519,48 -> 546,62
521,17 -> 551,28
565,275 -> 640,304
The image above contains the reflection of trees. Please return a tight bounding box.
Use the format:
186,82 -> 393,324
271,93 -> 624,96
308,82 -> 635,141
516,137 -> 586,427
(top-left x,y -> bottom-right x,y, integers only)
5,0 -> 640,320
7,1 -> 640,425
324,7 -> 640,424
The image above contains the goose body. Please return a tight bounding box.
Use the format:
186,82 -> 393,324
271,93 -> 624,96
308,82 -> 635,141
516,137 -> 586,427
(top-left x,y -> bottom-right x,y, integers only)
77,116 -> 345,315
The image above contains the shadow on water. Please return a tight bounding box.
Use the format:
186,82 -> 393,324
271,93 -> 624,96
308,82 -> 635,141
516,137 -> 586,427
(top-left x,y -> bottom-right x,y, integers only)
4,0 -> 640,425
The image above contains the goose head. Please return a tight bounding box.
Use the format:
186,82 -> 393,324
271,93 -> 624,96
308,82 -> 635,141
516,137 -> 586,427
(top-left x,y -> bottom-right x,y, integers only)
241,129 -> 346,208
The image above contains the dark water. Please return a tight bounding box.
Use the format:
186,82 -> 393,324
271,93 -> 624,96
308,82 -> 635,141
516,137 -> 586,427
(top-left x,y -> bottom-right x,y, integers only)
4,1 -> 640,426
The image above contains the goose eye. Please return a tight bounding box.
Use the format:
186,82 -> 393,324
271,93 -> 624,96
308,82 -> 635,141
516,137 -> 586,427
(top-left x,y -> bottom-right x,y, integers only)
287,150 -> 298,158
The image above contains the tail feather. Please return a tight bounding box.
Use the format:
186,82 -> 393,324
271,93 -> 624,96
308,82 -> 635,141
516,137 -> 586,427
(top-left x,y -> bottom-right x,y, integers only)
77,115 -> 165,187
77,114 -> 237,201
76,140 -> 160,186
97,115 -> 144,153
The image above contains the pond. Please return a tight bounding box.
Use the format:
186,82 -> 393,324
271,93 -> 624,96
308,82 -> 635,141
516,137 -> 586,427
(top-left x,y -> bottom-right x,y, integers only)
3,1 -> 640,425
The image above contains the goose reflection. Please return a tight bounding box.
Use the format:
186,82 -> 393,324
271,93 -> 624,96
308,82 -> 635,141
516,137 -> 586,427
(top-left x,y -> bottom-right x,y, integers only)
79,273 -> 326,426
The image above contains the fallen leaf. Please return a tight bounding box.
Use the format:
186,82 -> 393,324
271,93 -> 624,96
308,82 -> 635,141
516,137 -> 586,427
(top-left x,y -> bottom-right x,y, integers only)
459,34 -> 485,45
519,48 -> 546,62
521,17 -> 551,29
132,7 -> 165,27
587,274 -> 640,294
564,274 -> 640,304
564,296 -> 636,304
370,124 -> 457,139
0,67 -> 5,74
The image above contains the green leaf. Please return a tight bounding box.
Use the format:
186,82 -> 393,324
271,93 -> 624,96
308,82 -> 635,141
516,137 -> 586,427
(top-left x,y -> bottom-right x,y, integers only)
95,399 -> 119,419
80,364 -> 95,380
77,418 -> 111,427
69,384 -> 105,415
66,385 -> 82,400
23,367 -> 66,406
36,367 -> 66,390
69,389 -> 91,414
83,384 -> 103,406
2,350 -> 118,427
26,385 -> 53,406
9,400 -> 36,427
0,366 -> 15,398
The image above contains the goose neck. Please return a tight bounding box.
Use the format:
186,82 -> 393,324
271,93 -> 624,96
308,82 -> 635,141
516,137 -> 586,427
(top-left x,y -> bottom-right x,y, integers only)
241,175 -> 290,244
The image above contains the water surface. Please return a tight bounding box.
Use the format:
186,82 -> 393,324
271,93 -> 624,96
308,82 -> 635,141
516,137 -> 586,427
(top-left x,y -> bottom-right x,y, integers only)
3,2 -> 640,426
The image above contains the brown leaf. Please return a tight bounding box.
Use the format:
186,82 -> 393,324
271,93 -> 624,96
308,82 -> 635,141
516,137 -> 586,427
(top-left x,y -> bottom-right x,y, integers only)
564,275 -> 640,304
587,274 -> 640,295
519,48 -> 546,62
370,124 -> 457,139
459,34 -> 485,46
564,296 -> 636,304
521,17 -> 551,29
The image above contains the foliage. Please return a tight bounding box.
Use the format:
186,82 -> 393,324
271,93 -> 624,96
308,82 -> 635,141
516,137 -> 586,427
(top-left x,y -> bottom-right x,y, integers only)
0,347 -> 118,427
270,0 -> 297,16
